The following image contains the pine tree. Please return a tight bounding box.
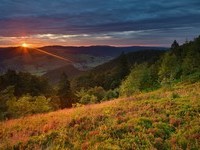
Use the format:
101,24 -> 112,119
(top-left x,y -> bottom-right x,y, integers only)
57,72 -> 73,108
118,52 -> 130,78
171,40 -> 179,50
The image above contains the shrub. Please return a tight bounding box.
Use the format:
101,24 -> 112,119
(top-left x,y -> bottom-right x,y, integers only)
182,72 -> 200,83
76,86 -> 106,104
138,118 -> 153,129
154,122 -> 175,139
7,95 -> 33,117
120,64 -> 158,96
171,93 -> 180,99
158,53 -> 181,84
79,94 -> 98,104
32,96 -> 52,113
103,89 -> 119,101
7,95 -> 53,118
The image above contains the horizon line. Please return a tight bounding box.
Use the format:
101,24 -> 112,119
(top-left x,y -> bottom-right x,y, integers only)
0,44 -> 169,49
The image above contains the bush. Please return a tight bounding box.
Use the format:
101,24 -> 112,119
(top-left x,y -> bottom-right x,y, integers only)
171,93 -> 180,99
7,95 -> 52,118
76,86 -> 106,104
0,86 -> 15,120
103,89 -> 119,101
120,64 -> 158,96
138,118 -> 153,129
79,94 -> 98,104
32,96 -> 52,113
159,53 -> 181,83
182,72 -> 200,83
154,122 -> 175,139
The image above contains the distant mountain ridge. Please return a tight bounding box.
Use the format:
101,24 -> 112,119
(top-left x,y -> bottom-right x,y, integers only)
39,45 -> 167,57
0,46 -> 167,75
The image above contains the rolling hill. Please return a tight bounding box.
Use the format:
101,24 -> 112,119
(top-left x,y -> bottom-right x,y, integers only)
0,46 -> 166,75
43,65 -> 85,84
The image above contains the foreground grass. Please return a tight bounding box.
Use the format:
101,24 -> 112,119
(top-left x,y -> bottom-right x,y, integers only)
0,82 -> 200,150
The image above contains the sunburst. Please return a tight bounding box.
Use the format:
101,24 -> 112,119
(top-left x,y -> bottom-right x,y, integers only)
21,43 -> 29,48
19,42 -> 72,62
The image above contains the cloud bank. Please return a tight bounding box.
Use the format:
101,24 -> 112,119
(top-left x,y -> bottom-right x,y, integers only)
0,0 -> 200,46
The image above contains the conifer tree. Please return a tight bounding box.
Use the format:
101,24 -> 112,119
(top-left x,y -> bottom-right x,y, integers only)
58,72 -> 73,108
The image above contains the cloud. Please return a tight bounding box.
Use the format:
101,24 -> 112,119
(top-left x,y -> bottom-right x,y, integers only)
0,0 -> 200,46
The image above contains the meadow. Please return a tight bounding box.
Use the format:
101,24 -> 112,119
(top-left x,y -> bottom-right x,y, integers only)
0,82 -> 199,149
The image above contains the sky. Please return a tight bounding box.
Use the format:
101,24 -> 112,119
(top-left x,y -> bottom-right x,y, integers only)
0,0 -> 200,47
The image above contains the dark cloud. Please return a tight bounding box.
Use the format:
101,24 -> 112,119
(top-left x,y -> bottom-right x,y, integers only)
0,0 -> 200,46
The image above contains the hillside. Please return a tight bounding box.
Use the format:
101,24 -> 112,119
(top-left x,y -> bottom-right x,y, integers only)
91,49 -> 165,72
71,50 -> 165,90
43,49 -> 165,85
0,82 -> 199,149
43,65 -> 85,84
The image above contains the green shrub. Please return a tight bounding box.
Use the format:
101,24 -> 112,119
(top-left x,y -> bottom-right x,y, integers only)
154,122 -> 175,139
120,64 -> 159,97
79,94 -> 98,104
171,93 -> 180,99
76,86 -> 106,104
6,95 -> 52,118
182,72 -> 200,83
138,118 -> 153,129
32,96 -> 52,113
103,89 -> 119,101
158,53 -> 181,84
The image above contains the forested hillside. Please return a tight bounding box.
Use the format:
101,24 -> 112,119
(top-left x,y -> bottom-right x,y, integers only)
71,50 -> 165,91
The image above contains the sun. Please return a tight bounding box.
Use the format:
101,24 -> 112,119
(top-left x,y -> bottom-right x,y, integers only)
21,43 -> 29,48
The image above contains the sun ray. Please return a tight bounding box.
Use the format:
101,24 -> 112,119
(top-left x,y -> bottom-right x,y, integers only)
31,48 -> 73,63
19,42 -> 72,63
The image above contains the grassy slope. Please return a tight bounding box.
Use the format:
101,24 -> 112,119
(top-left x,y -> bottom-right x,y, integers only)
0,82 -> 199,150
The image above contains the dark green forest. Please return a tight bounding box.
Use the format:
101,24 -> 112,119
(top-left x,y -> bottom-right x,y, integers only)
0,36 -> 199,120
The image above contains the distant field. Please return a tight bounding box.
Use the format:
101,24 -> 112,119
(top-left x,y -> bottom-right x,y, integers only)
0,82 -> 199,149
